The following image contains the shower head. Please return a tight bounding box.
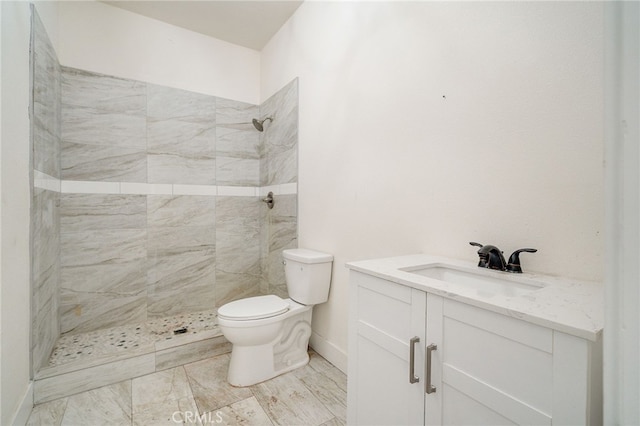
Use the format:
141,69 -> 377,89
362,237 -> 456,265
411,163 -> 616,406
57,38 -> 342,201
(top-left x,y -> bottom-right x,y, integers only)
252,117 -> 273,132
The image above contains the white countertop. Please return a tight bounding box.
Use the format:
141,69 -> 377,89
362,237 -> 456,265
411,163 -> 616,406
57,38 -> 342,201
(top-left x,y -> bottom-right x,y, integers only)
346,254 -> 603,342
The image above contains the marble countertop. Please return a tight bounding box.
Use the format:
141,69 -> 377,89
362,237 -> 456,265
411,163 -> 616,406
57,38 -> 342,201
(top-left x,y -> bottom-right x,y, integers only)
346,254 -> 603,342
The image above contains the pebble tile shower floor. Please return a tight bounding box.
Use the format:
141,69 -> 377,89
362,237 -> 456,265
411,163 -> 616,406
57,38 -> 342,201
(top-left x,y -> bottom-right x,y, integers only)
48,310 -> 219,367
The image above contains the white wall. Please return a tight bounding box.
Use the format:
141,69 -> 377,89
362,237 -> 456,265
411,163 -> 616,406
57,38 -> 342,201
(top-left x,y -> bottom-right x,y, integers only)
1,3 -> 59,423
261,1 -> 605,367
1,2 -> 35,424
58,1 -> 260,104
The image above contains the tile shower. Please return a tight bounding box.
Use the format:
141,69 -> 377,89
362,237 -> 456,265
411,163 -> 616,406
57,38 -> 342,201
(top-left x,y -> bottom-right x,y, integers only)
30,9 -> 298,401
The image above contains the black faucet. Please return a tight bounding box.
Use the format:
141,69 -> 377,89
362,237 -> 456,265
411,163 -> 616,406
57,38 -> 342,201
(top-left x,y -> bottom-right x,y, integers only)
469,242 -> 537,273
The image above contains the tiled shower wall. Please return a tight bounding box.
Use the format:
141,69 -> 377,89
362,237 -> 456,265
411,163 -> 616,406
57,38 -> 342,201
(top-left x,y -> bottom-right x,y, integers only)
31,8 -> 62,373
260,81 -> 299,299
30,6 -> 298,363
57,68 -> 298,335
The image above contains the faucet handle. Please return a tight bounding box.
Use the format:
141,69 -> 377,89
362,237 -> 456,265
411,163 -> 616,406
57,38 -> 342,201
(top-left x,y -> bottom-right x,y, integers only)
469,242 -> 487,267
506,248 -> 537,273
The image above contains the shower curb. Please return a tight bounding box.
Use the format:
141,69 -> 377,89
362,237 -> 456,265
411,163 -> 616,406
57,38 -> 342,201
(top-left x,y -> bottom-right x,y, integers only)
34,334 -> 231,404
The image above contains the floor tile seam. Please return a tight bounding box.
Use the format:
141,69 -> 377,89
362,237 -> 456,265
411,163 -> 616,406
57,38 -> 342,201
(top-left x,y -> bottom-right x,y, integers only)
182,361 -> 209,418
131,391 -> 198,418
29,395 -> 71,425
200,395 -> 276,426
298,372 -> 347,422
295,373 -> 341,419
303,367 -> 347,391
249,375 -> 329,426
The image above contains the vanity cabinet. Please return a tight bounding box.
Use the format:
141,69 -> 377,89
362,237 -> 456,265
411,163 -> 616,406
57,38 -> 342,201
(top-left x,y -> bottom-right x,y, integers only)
348,270 -> 602,426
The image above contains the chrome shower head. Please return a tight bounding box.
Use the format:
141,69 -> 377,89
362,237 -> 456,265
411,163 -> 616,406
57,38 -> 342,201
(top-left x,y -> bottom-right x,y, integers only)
252,117 -> 273,132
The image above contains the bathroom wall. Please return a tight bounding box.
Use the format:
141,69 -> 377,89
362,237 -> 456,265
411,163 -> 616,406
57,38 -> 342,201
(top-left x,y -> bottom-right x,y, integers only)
261,1 -> 605,369
57,0 -> 260,105
58,68 -> 297,335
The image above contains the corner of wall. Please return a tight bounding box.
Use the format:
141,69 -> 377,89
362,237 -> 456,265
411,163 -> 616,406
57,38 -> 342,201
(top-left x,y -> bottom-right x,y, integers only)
310,331 -> 348,373
9,382 -> 33,426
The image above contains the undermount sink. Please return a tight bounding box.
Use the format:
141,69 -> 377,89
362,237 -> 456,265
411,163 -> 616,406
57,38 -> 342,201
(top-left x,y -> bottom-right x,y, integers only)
399,264 -> 545,297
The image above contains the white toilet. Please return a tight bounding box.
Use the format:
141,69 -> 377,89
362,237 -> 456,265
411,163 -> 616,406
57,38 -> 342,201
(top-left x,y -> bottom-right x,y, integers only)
217,248 -> 333,387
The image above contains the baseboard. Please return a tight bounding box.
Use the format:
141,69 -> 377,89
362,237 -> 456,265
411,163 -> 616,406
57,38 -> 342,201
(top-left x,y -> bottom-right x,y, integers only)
10,381 -> 33,426
309,331 -> 347,373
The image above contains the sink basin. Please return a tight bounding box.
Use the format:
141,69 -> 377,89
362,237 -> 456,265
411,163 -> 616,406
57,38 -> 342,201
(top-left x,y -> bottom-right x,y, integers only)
399,264 -> 544,297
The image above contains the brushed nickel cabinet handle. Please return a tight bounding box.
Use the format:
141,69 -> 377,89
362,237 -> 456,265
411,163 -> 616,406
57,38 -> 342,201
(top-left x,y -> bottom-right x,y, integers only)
409,336 -> 420,384
426,343 -> 437,394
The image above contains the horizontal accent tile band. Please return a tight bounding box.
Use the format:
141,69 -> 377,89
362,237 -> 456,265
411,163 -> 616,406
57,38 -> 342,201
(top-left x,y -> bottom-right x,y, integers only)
33,171 -> 297,197
34,171 -> 61,192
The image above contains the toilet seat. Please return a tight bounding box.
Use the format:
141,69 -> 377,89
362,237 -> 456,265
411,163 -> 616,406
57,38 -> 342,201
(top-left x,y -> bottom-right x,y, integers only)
218,295 -> 289,321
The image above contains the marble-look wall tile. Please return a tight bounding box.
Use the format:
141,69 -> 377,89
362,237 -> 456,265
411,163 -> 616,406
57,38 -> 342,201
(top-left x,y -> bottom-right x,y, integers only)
147,84 -> 216,185
258,80 -> 299,297
60,226 -> 147,334
32,189 -> 60,312
146,248 -> 216,318
31,8 -> 61,374
216,97 -> 258,131
33,297 -> 60,374
60,274 -> 146,334
216,127 -> 260,159
216,157 -> 260,186
32,11 -> 61,179
60,263 -> 147,334
147,195 -> 216,318
262,194 -> 298,298
61,194 -> 146,232
215,197 -> 261,306
147,195 -> 215,228
215,99 -> 261,186
61,67 -> 146,114
61,229 -> 147,267
61,67 -> 146,182
260,78 -> 298,186
62,141 -> 146,182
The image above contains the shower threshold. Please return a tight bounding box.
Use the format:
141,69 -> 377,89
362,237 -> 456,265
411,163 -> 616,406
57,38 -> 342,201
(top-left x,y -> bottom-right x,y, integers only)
34,309 -> 231,404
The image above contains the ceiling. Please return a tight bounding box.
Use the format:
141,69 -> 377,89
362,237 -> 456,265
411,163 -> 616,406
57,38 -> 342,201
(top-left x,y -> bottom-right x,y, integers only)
102,1 -> 304,51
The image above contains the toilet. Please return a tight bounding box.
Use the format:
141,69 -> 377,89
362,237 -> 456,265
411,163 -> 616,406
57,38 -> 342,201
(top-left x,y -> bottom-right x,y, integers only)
217,248 -> 333,387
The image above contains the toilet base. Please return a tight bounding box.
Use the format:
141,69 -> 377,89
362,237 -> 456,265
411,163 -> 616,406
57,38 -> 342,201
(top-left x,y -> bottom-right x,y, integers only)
227,305 -> 313,387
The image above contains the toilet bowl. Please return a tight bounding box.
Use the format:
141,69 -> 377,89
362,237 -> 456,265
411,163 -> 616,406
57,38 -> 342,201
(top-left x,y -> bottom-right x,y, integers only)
217,248 -> 333,387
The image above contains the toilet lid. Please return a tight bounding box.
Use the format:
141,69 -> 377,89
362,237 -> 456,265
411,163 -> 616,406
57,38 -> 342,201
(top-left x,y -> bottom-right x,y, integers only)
218,295 -> 289,321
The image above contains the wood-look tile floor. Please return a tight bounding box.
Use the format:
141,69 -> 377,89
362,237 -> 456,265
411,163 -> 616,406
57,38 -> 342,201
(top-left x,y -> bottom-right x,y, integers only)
27,350 -> 346,426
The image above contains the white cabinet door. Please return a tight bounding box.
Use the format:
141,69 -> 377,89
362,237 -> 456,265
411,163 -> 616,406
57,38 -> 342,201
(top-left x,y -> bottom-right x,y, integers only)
431,299 -> 555,425
348,271 -> 427,426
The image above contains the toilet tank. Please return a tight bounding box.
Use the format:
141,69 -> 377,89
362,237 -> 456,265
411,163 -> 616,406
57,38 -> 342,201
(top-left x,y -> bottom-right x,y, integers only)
283,249 -> 333,305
